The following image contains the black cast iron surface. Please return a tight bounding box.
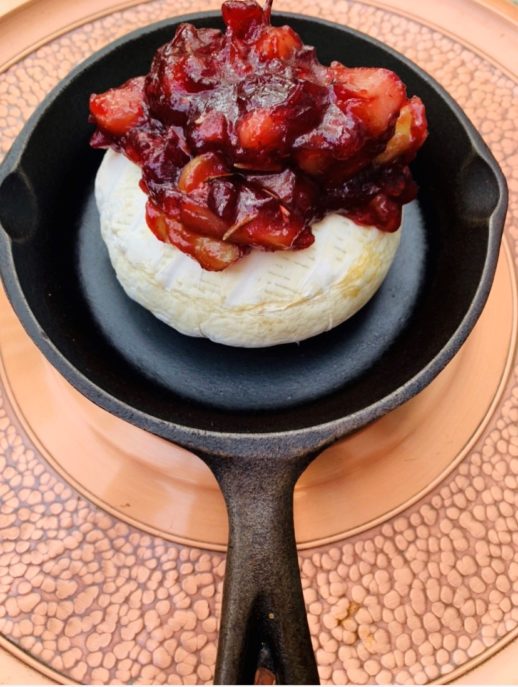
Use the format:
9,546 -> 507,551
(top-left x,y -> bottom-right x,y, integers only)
0,12 -> 508,684
78,191 -> 426,412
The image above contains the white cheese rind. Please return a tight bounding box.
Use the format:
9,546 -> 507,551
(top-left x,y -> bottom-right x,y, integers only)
96,149 -> 401,347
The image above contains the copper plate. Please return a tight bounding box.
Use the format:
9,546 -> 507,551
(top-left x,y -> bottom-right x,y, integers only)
0,0 -> 517,683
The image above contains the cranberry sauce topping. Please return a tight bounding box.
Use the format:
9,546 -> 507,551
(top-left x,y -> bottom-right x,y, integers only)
89,0 -> 427,270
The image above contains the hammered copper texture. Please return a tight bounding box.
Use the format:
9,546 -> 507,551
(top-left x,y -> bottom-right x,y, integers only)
0,0 -> 517,684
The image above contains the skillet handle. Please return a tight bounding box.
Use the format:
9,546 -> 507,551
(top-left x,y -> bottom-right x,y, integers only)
200,452 -> 319,685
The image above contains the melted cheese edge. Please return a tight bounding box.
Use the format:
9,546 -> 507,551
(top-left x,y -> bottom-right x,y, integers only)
96,149 -> 401,347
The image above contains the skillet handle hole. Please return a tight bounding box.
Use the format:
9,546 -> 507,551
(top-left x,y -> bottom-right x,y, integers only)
0,168 -> 39,242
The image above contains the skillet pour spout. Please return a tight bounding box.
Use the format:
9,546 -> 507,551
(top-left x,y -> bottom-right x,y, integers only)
0,9 -> 507,686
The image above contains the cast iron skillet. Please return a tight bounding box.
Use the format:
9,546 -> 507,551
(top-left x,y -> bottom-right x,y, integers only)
0,11 -> 507,684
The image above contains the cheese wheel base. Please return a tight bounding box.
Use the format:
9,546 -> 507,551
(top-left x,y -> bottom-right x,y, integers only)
95,150 -> 401,348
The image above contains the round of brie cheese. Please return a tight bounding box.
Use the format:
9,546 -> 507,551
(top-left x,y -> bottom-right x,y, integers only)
95,149 -> 401,347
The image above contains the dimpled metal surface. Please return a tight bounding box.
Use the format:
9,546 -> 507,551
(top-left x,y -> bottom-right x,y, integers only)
0,0 -> 517,684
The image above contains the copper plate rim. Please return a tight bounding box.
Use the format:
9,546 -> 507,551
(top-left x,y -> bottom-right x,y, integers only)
0,0 -> 145,74
1,609 -> 517,686
436,626 -> 518,685
0,0 -> 516,81
0,636 -> 73,686
306,239 -> 517,548
1,238 -> 515,553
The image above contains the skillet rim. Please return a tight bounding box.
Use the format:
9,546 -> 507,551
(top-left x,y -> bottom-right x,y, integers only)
0,11 -> 508,458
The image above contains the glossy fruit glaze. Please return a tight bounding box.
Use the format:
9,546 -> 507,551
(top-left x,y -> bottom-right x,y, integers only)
89,0 -> 427,270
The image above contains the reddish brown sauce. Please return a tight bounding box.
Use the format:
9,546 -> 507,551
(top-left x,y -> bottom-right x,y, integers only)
89,0 -> 427,270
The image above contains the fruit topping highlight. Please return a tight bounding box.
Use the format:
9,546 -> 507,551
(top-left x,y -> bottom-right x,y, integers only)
89,0 -> 427,270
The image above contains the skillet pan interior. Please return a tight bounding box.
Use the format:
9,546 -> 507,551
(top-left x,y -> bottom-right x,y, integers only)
0,13 -> 506,436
